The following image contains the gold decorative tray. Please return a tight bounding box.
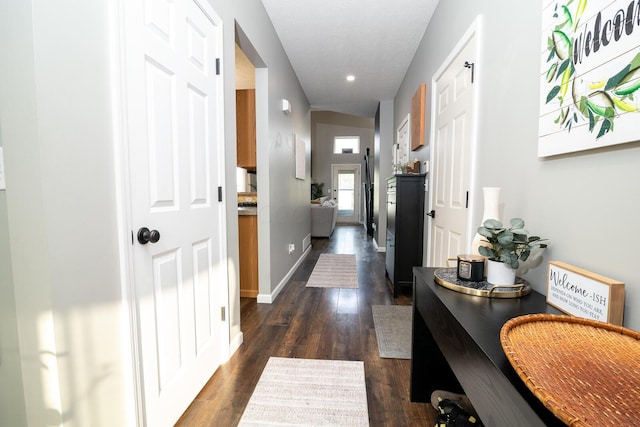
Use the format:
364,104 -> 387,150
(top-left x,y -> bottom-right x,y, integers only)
501,314 -> 640,426
433,268 -> 530,298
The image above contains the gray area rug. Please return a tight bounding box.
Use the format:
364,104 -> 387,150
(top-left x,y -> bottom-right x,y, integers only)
238,357 -> 369,426
372,305 -> 412,359
306,253 -> 358,288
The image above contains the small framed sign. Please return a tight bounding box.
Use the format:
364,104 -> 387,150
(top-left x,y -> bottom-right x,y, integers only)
546,261 -> 625,325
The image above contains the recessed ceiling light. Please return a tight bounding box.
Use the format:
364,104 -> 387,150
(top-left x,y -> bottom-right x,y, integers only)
346,75 -> 355,82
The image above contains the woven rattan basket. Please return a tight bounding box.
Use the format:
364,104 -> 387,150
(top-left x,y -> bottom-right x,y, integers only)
500,314 -> 640,427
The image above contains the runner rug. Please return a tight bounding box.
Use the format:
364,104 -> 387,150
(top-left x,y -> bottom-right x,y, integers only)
306,253 -> 358,288
371,305 -> 412,359
238,357 -> 370,426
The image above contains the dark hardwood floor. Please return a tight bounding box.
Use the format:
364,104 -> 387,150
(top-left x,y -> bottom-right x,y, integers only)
175,225 -> 436,426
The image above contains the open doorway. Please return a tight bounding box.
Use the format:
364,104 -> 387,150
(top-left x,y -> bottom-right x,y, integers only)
235,25 -> 269,310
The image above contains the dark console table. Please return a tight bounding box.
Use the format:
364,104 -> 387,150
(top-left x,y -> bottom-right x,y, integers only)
411,267 -> 565,427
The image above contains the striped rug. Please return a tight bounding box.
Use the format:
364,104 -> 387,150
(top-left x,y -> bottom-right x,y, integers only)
238,357 -> 369,426
306,253 -> 358,288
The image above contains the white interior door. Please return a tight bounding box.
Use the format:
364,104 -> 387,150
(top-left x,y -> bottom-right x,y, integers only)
331,164 -> 361,224
120,0 -> 228,425
428,32 -> 477,267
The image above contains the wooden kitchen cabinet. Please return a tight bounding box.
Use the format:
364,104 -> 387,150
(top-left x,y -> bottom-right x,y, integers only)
236,89 -> 256,169
238,214 -> 258,298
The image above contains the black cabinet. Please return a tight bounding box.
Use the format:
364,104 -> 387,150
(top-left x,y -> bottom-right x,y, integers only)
385,174 -> 426,297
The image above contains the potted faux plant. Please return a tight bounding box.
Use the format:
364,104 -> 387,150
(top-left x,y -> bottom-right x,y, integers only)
477,218 -> 548,285
311,182 -> 324,200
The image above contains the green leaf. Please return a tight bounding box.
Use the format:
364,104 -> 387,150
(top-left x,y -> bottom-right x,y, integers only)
588,109 -> 595,131
557,6 -> 573,30
574,0 -> 587,30
547,86 -> 561,103
579,96 -> 589,117
546,62 -> 558,82
497,231 -> 514,246
605,64 -> 631,91
483,219 -> 503,229
597,119 -> 612,138
478,246 -> 494,258
477,227 -> 493,239
630,52 -> 640,71
510,218 -> 525,228
556,59 -> 571,80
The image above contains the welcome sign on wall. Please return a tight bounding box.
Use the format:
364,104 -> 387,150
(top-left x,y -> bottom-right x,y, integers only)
539,0 -> 640,157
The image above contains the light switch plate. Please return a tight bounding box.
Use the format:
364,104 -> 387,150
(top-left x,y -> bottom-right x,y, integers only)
0,148 -> 5,190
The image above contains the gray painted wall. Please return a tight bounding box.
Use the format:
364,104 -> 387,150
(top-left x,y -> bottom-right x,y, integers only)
0,143 -> 28,426
0,0 -> 310,424
215,0 -> 311,315
375,100 -> 395,249
311,111 -> 375,219
395,0 -> 640,330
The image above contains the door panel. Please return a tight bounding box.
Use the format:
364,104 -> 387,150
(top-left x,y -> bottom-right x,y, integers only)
188,87 -> 210,206
121,0 -> 227,425
152,249 -> 183,390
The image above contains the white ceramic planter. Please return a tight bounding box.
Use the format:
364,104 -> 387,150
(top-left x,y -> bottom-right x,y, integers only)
486,259 -> 516,285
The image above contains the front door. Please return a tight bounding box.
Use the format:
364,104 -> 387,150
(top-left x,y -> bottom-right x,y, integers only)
119,0 -> 228,425
331,164 -> 361,224
428,31 -> 477,267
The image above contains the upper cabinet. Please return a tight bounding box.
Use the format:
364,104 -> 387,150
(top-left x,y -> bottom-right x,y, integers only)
236,89 -> 256,170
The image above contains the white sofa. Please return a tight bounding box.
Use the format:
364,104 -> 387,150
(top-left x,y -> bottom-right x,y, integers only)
310,198 -> 338,237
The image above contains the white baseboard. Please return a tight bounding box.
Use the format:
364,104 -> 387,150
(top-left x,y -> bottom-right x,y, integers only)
373,238 -> 386,252
256,245 -> 312,304
229,331 -> 244,356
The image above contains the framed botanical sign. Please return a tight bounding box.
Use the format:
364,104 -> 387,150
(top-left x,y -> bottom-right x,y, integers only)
538,0 -> 640,157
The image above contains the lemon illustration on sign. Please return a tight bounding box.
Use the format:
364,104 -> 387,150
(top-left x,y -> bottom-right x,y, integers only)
614,67 -> 640,96
546,62 -> 558,83
587,91 -> 615,117
552,30 -> 571,60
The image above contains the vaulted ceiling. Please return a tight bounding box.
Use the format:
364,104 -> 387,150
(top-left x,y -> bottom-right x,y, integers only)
260,0 -> 440,117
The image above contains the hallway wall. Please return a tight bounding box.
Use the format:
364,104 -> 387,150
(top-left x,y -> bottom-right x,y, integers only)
310,111 -> 375,212
396,0 -> 640,330
0,0 -> 310,425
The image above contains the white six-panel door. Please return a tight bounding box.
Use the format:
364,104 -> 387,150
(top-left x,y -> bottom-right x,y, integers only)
119,0 -> 228,425
428,34 -> 477,267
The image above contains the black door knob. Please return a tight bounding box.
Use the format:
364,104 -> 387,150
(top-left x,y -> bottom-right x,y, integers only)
137,227 -> 161,244
426,210 -> 436,218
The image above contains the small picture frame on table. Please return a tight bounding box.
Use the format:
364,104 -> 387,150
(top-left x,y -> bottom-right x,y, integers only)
546,261 -> 625,326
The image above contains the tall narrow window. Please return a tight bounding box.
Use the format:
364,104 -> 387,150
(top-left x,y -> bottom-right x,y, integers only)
333,136 -> 360,154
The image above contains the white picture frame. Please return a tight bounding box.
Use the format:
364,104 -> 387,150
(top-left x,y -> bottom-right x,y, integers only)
395,114 -> 410,170
538,0 -> 640,157
295,136 -> 305,180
